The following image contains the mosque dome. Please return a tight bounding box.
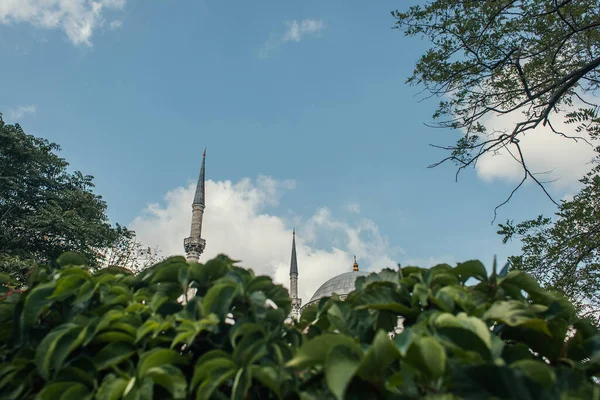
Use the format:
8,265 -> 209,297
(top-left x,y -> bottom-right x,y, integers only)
303,256 -> 369,309
307,270 -> 369,305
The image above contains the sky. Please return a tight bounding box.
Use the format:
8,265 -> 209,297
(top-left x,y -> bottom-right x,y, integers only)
1,0 -> 597,302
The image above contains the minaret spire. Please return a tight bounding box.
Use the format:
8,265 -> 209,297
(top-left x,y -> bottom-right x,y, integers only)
353,255 -> 359,271
290,228 -> 298,275
184,148 -> 207,262
289,228 -> 302,320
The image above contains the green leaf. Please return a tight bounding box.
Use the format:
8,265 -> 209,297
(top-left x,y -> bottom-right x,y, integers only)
35,323 -> 81,380
405,337 -> 446,380
22,282 -> 55,327
146,365 -> 187,399
325,345 -> 361,400
96,373 -> 129,400
498,271 -> 541,296
56,252 -> 86,267
138,348 -> 188,377
178,264 -> 190,288
357,330 -> 401,381
510,359 -> 556,388
55,366 -> 96,389
191,352 -> 236,390
93,342 -> 136,370
203,282 -> 238,320
520,319 -> 552,336
453,260 -> 488,283
38,382 -> 88,400
429,272 -> 460,288
286,334 -> 362,370
195,369 -> 236,400
413,283 -> 430,307
483,300 -> 543,329
229,322 -> 264,348
231,367 -> 251,400
189,258 -> 229,285
74,280 -> 95,305
232,337 -> 268,367
433,313 -> 492,358
58,383 -> 90,400
171,314 -> 219,348
394,327 -> 414,357
93,331 -> 135,344
136,319 -> 160,343
150,259 -> 188,284
249,365 -> 280,398
245,276 -> 274,293
0,273 -> 11,285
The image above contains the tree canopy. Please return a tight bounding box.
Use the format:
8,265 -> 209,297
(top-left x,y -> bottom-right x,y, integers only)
0,114 -> 118,281
392,0 -> 600,204
499,151 -> 600,321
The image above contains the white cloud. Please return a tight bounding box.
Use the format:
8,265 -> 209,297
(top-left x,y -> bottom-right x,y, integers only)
129,175 -> 398,303
282,19 -> 324,43
0,0 -> 126,46
475,107 -> 597,192
6,105 -> 36,120
260,19 -> 324,58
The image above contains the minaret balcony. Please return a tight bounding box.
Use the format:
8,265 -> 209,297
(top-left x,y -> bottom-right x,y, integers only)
184,237 -> 206,253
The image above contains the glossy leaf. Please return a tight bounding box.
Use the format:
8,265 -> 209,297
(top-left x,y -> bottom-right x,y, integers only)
138,348 -> 188,377
453,260 -> 488,283
325,345 -> 361,400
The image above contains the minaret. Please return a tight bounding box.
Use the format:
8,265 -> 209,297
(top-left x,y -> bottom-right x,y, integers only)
184,148 -> 207,262
289,229 -> 302,320
353,255 -> 359,271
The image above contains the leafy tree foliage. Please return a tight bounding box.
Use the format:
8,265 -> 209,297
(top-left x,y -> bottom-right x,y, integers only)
1,252 -> 599,399
392,0 -> 600,202
0,114 -> 118,282
499,155 -> 600,321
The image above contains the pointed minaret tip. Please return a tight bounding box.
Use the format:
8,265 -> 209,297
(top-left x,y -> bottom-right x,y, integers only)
290,229 -> 298,275
353,255 -> 359,271
193,147 -> 206,206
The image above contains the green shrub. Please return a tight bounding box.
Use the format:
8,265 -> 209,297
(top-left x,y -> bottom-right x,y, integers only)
0,253 -> 599,399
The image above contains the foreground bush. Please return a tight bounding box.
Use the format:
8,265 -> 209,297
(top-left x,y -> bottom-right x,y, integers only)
0,253 -> 599,399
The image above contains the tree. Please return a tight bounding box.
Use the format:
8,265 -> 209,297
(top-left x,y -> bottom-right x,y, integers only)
392,0 -> 600,209
499,152 -> 600,321
0,114 -> 118,282
1,252 -> 599,399
99,224 -> 164,274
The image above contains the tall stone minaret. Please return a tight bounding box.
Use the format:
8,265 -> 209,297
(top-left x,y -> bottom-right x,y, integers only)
184,148 -> 207,262
289,229 -> 302,320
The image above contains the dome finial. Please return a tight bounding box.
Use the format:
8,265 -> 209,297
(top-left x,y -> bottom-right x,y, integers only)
353,255 -> 359,271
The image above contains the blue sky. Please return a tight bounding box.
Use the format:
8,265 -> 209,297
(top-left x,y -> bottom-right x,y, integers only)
1,0 -> 593,298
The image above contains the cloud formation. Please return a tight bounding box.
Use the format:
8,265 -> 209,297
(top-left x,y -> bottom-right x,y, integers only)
6,105 -> 36,121
260,19 -> 324,58
0,0 -> 126,46
129,175 -> 397,303
475,109 -> 597,192
282,19 -> 324,43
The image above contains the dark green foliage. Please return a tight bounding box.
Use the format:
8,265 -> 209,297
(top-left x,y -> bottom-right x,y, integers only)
0,115 -> 118,282
1,253 -> 600,399
392,1 -> 600,198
